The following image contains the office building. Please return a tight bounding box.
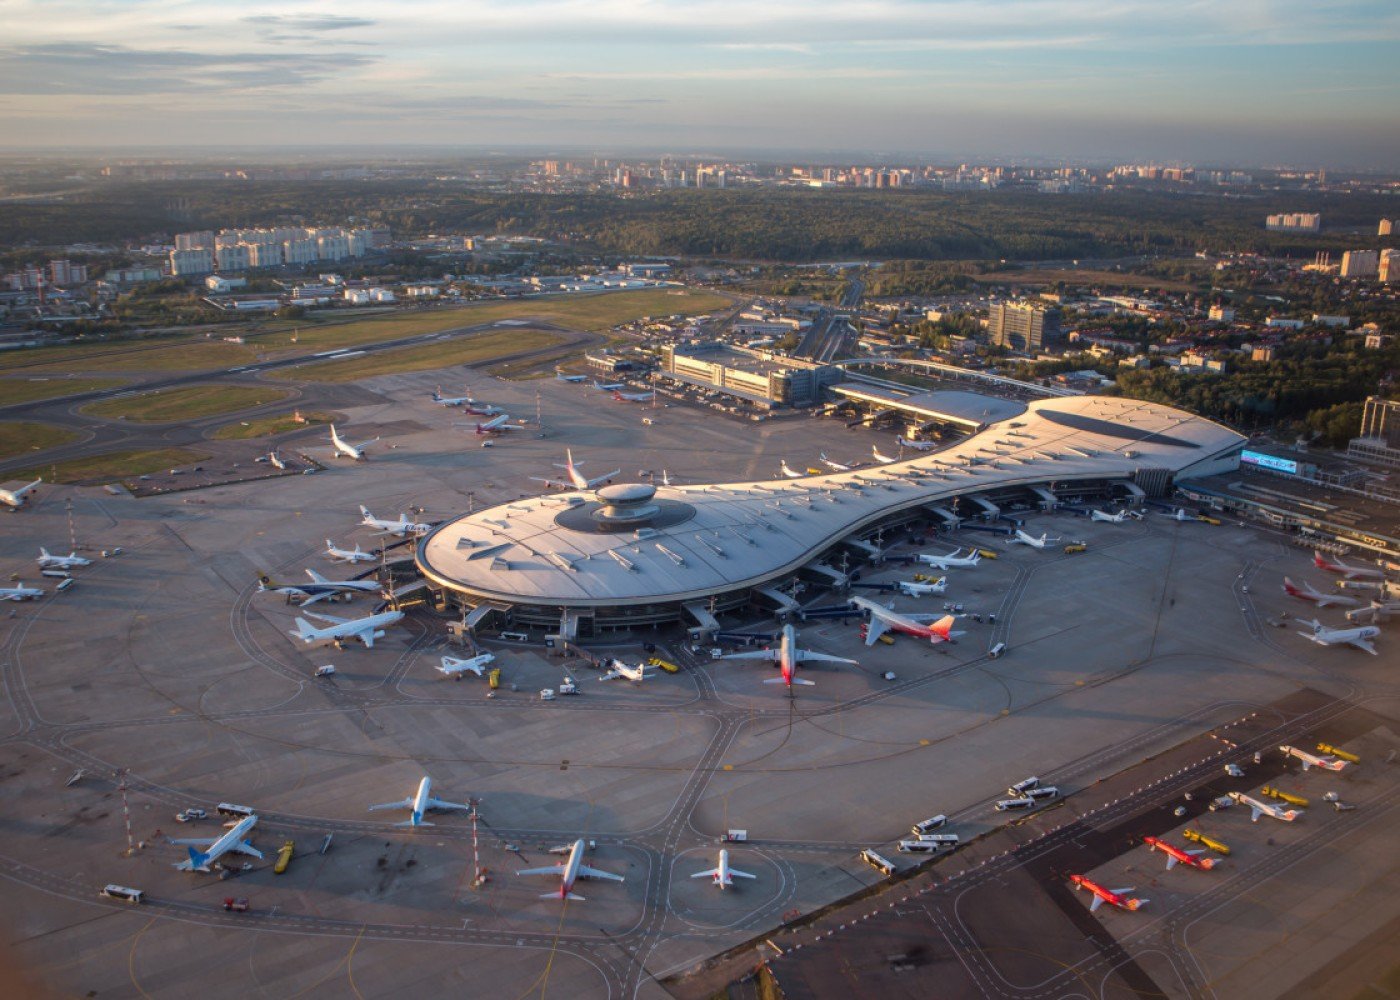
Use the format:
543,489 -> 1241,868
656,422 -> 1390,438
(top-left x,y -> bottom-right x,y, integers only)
47,260 -> 87,286
169,248 -> 214,276
990,302 -> 1063,352
1340,250 -> 1380,279
1380,219 -> 1394,236
1347,397 -> 1400,469
1380,249 -> 1396,284
1265,213 -> 1321,232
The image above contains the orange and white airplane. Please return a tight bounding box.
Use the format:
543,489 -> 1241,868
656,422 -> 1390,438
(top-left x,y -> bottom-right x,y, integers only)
1313,551 -> 1385,579
1070,875 -> 1147,912
1282,577 -> 1361,609
719,623 -> 856,693
1144,836 -> 1217,871
516,839 -> 624,901
849,596 -> 963,647
1281,744 -> 1349,771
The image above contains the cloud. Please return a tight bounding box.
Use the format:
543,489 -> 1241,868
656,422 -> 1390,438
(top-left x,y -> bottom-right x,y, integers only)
0,43 -> 377,95
243,15 -> 377,32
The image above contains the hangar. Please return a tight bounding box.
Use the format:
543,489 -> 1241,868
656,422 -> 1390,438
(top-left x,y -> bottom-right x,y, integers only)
415,395 -> 1246,635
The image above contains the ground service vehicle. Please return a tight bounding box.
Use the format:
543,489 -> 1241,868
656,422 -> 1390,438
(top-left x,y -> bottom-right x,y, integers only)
914,833 -> 960,845
897,840 -> 940,853
1007,777 -> 1040,796
100,885 -> 143,903
1182,829 -> 1231,855
648,657 -> 680,673
223,897 -> 249,912
274,840 -> 295,874
1063,543 -> 1087,554
995,798 -> 1034,811
488,668 -> 501,689
216,803 -> 254,818
911,814 -> 947,835
56,578 -> 76,592
1025,786 -> 1060,802
861,849 -> 895,875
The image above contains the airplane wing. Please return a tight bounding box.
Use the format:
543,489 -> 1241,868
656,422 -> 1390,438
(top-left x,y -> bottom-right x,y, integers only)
231,841 -> 264,859
1164,855 -> 1179,870
577,865 -> 624,883
730,868 -> 758,880
864,615 -> 892,646
167,837 -> 219,847
1350,637 -> 1378,655
302,610 -> 348,625
691,868 -> 720,879
795,650 -> 858,665
1089,895 -> 1104,912
1248,806 -> 1263,822
516,865 -> 563,877
719,649 -> 777,662
306,568 -> 331,584
368,798 -> 414,812
298,591 -> 333,606
425,797 -> 472,812
765,677 -> 815,686
358,628 -> 378,649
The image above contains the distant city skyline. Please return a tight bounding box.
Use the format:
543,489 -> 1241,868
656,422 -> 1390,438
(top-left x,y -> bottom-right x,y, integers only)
2,0 -> 1397,167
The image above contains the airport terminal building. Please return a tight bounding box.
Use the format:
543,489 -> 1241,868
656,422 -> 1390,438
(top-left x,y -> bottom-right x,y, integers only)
415,396 -> 1246,635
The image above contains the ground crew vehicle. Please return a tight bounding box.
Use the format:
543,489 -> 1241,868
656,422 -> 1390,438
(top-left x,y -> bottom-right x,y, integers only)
648,657 -> 680,673
488,668 -> 501,689
274,840 -> 295,874
1182,829 -> 1230,855
100,885 -> 144,903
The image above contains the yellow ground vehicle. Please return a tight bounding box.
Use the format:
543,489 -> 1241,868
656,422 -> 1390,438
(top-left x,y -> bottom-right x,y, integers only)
488,668 -> 501,689
1197,515 -> 1222,525
976,549 -> 998,560
1261,785 -> 1309,807
1182,829 -> 1230,855
274,840 -> 295,874
648,657 -> 680,673
1317,742 -> 1360,763
1063,543 -> 1087,554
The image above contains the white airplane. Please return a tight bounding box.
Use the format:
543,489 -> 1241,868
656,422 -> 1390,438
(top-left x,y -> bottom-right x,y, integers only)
779,460 -> 804,479
1282,578 -> 1361,609
1090,509 -> 1131,523
258,569 -> 381,606
1295,618 -> 1380,654
329,424 -> 378,461
1280,744 -> 1349,771
1229,791 -> 1302,823
691,849 -> 757,890
897,577 -> 947,597
659,469 -> 673,487
289,608 -> 405,649
1011,530 -> 1061,549
849,596 -> 963,647
359,505 -> 430,538
600,659 -> 656,683
517,839 -> 624,900
1313,551 -> 1385,580
871,446 -> 896,464
819,453 -> 852,472
369,776 -> 472,827
171,813 -> 262,872
0,478 -> 41,508
326,538 -> 375,564
38,547 -> 91,569
430,387 -> 472,406
1157,508 -> 1196,522
442,647 -> 504,677
268,449 -> 288,470
0,582 -> 44,601
471,413 -> 523,435
593,381 -> 625,392
534,449 -> 620,491
556,372 -> 588,383
437,652 -> 496,679
897,435 -> 936,452
612,389 -> 656,403
719,623 -> 857,693
917,548 -> 981,570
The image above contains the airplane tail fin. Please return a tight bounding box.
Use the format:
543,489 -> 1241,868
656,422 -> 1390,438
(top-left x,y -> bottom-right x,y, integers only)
1126,898 -> 1146,911
1198,857 -> 1218,870
187,846 -> 209,870
396,819 -> 433,827
293,617 -> 319,640
39,547 -> 49,559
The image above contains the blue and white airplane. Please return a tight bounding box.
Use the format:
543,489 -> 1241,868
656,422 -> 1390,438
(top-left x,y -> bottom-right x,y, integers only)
171,814 -> 262,872
258,569 -> 381,606
38,547 -> 91,569
555,372 -> 588,383
368,776 -> 472,827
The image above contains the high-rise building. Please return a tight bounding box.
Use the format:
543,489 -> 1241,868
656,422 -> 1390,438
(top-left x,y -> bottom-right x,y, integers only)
1348,396 -> 1400,468
990,303 -> 1063,352
1265,213 -> 1321,232
47,260 -> 87,285
1380,249 -> 1397,284
169,248 -> 214,276
1380,218 -> 1394,236
1340,250 -> 1380,278
175,230 -> 215,251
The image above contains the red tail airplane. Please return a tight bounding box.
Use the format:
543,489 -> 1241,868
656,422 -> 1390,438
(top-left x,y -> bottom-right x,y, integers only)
1144,836 -> 1217,871
1070,874 -> 1147,912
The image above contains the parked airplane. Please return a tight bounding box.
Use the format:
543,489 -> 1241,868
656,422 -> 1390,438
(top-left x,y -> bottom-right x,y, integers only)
268,449 -> 288,470
38,547 -> 91,569
896,435 -> 936,452
917,548 -> 981,570
1070,874 -> 1147,912
289,608 -> 404,649
326,538 -> 375,564
258,569 -> 381,606
1010,530 -> 1061,549
0,583 -> 44,601
1157,508 -> 1196,522
359,506 -> 430,538
438,652 -> 496,679
897,577 -> 947,597
1144,836 -> 1217,871
1229,791 -> 1302,822
1091,509 -> 1132,523
171,814 -> 262,872
1281,744 -> 1350,771
533,449 -> 620,491
871,446 -> 897,464
849,596 -> 963,647
819,453 -> 852,472
463,398 -> 504,416
1313,551 -> 1385,579
592,381 -> 624,392
600,659 -> 656,683
691,849 -> 757,890
471,413 -> 523,435
719,623 -> 857,693
779,460 -> 804,479
0,478 -> 41,508
430,387 -> 473,407
329,424 -> 378,461
1296,618 -> 1380,654
517,839 -> 625,900
369,776 -> 472,827
555,372 -> 588,383
612,389 -> 656,403
1282,578 -> 1361,609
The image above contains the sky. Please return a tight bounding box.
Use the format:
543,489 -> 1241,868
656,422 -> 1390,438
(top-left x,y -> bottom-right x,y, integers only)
1,0 -> 1398,167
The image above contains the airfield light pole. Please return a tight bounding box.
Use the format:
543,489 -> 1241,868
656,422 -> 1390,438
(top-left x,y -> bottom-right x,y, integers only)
65,498 -> 77,552
116,769 -> 135,856
470,803 -> 485,888
535,388 -> 544,437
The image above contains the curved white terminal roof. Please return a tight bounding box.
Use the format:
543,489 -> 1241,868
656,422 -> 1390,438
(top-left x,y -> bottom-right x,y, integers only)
418,396 -> 1244,608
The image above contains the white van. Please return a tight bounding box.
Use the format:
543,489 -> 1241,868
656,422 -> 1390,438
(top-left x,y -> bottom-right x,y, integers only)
914,833 -> 960,845
860,849 -> 895,876
897,840 -> 939,853
1024,786 -> 1059,802
911,814 -> 947,835
100,884 -> 144,903
995,798 -> 1034,812
1007,777 -> 1040,797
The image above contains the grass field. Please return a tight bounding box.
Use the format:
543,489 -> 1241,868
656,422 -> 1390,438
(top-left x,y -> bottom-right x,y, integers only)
12,447 -> 207,485
82,385 -> 294,423
0,376 -> 130,407
14,339 -> 260,374
0,421 -> 80,461
270,329 -> 564,382
973,268 -> 1203,293
211,410 -> 335,440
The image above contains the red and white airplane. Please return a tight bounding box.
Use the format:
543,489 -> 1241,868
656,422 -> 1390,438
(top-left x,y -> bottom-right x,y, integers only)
1281,744 -> 1349,771
470,413 -> 523,436
1070,875 -> 1147,912
533,449 -> 620,491
849,596 -> 963,647
612,389 -> 656,403
1313,551 -> 1385,580
516,839 -> 624,901
719,624 -> 856,693
1144,836 -> 1217,871
691,849 -> 757,890
1282,577 -> 1361,609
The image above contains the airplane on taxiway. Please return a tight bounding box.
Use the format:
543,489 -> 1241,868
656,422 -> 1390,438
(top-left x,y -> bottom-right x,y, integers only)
516,839 -> 624,900
369,776 -> 472,827
171,814 -> 262,872
438,652 -> 495,679
720,623 -> 857,692
329,425 -> 378,461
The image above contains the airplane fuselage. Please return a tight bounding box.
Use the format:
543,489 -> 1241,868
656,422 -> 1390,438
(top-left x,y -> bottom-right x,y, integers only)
1070,874 -> 1142,910
1144,836 -> 1216,870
